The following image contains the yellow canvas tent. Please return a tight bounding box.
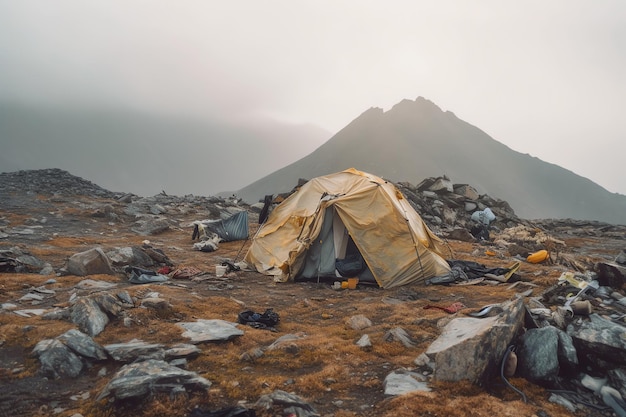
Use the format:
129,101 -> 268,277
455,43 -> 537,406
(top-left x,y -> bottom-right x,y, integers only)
244,168 -> 452,289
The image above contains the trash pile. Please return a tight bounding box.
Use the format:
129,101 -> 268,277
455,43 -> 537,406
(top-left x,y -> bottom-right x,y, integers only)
414,248 -> 626,416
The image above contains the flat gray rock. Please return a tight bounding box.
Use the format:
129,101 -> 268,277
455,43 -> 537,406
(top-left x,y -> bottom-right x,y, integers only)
58,329 -> 108,361
14,308 -> 47,317
164,343 -> 201,360
384,369 -> 431,395
177,319 -> 244,343
266,332 -> 307,351
104,339 -> 165,362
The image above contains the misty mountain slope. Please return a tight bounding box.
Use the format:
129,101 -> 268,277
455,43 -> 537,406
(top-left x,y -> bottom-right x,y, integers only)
237,97 -> 626,225
0,102 -> 330,196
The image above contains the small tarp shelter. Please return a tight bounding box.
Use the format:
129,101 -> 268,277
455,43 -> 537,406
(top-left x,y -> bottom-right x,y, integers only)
244,168 -> 452,289
192,211 -> 249,242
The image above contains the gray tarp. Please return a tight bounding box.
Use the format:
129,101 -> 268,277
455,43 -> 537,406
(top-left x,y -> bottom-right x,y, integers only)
194,211 -> 249,242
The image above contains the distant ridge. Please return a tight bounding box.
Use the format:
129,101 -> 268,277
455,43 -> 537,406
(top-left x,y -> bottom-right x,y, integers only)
238,97 -> 626,225
0,102 -> 330,198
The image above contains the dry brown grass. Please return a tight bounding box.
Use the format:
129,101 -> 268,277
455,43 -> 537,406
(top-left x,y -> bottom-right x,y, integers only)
1,200 -> 615,417
378,378 -> 585,417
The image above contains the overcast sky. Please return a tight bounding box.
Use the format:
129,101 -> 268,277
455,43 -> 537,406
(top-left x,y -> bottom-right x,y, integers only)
1,1 -> 625,194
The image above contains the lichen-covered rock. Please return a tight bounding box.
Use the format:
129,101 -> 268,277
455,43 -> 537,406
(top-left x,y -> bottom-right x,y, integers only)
32,339 -> 84,379
568,314 -> 626,368
57,329 -> 108,361
71,297 -> 110,337
96,359 -> 211,401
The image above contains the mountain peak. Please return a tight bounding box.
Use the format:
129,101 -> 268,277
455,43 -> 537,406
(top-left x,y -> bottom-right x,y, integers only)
389,96 -> 443,114
358,106 -> 384,119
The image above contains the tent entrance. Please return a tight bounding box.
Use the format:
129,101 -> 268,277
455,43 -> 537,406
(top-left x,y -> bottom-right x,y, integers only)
295,207 -> 375,283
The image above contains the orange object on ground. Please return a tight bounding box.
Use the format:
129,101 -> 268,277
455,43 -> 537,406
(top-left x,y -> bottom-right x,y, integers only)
527,250 -> 549,263
347,278 -> 359,289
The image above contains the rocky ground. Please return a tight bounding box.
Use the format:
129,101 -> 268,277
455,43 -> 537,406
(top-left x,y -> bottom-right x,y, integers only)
0,169 -> 625,417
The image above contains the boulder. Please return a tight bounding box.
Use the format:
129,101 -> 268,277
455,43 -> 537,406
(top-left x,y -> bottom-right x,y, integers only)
32,339 -> 84,379
106,246 -> 155,267
517,326 -> 578,384
71,297 -> 110,337
596,262 -> 626,291
66,248 -> 114,276
567,314 -> 626,368
424,298 -> 524,384
424,177 -> 453,193
32,329 -> 108,379
454,184 -> 479,200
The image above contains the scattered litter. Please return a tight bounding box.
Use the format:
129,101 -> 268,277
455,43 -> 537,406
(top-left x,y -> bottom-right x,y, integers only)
125,266 -> 169,284
527,249 -> 549,264
467,304 -> 503,318
171,266 -> 203,279
237,308 -> 280,331
193,236 -> 221,252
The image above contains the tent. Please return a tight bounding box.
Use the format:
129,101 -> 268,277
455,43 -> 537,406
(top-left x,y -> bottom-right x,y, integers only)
244,168 -> 452,289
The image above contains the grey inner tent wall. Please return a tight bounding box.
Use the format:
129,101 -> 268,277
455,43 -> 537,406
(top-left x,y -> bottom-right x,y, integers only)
299,207 -> 337,279
296,207 -> 376,283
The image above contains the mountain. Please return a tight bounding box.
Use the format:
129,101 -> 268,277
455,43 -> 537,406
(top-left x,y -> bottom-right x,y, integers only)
237,97 -> 626,225
0,102 -> 330,197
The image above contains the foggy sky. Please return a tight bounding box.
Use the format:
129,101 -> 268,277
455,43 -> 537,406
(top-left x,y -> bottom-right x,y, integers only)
1,1 -> 625,195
